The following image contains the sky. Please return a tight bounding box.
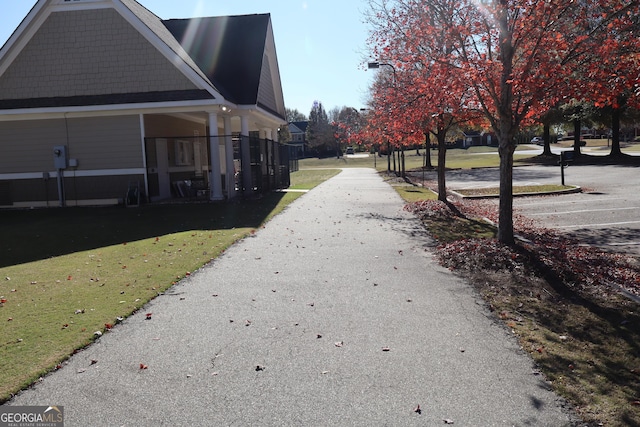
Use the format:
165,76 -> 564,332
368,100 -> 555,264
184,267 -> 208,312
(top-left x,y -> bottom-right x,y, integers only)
0,0 -> 376,117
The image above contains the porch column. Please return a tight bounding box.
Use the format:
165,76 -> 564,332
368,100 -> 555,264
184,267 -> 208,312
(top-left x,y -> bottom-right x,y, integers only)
208,112 -> 224,200
240,115 -> 252,195
223,115 -> 236,199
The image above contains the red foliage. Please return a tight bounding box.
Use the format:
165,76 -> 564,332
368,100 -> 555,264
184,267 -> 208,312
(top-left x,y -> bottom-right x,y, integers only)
366,0 -> 640,243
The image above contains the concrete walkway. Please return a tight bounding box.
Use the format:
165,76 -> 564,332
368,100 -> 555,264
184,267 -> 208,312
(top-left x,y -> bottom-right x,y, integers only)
8,168 -> 575,426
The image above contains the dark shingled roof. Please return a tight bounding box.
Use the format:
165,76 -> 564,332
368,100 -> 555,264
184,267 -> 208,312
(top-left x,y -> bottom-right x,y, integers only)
162,14 -> 270,105
290,121 -> 308,132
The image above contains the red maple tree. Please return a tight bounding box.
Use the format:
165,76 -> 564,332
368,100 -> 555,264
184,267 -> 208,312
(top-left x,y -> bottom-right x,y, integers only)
365,0 -> 640,244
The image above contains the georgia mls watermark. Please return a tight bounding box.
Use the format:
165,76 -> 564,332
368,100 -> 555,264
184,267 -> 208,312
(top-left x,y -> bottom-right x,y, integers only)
0,406 -> 64,427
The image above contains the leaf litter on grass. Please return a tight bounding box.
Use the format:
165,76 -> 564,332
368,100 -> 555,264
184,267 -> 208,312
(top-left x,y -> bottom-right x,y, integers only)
404,198 -> 640,426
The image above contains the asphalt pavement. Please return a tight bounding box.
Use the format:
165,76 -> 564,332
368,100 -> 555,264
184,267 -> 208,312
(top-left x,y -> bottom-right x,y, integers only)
7,168 -> 576,426
430,163 -> 640,257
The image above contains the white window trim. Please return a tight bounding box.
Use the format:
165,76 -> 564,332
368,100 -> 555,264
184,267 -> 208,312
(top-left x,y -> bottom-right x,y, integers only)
174,140 -> 193,166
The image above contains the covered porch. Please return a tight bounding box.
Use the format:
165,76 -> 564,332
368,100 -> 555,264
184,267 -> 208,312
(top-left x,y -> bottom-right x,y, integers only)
142,108 -> 290,203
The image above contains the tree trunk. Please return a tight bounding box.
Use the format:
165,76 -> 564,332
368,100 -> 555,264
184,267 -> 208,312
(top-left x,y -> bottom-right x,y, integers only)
497,0 -> 516,245
542,123 -> 552,156
401,147 -> 406,178
387,142 -> 391,172
437,132 -> 447,202
610,107 -> 622,157
392,147 -> 397,175
498,139 -> 515,244
573,119 -> 582,156
424,132 -> 433,169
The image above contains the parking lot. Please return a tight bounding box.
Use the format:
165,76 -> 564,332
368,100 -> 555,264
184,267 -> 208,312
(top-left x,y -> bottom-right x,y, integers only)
445,164 -> 640,256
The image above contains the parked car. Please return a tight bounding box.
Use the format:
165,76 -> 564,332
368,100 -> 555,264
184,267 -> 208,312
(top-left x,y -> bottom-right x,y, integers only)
345,147 -> 355,155
530,136 -> 544,145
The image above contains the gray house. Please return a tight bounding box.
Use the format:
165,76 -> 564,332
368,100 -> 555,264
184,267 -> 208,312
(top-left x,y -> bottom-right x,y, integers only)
288,121 -> 308,158
0,0 -> 288,207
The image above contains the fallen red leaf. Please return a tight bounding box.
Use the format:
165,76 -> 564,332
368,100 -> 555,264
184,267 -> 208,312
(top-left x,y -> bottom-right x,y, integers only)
146,313 -> 153,320
414,404 -> 421,414
105,323 -> 113,330
140,363 -> 148,370
0,298 -> 6,303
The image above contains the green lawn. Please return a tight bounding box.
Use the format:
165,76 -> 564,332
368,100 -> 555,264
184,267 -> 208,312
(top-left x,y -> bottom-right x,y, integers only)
299,146 -> 537,171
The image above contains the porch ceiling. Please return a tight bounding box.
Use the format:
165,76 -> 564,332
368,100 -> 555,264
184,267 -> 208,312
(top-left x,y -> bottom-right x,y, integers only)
146,110 -> 279,134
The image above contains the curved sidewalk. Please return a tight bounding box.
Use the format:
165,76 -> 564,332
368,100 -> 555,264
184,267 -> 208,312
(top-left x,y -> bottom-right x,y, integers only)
8,168 -> 575,426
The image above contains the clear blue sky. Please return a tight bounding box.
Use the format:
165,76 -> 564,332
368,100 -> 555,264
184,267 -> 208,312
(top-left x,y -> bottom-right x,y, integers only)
0,0 -> 375,117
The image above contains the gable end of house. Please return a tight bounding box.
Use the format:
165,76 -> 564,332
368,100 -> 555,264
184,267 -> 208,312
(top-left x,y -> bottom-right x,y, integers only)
0,7 -> 204,104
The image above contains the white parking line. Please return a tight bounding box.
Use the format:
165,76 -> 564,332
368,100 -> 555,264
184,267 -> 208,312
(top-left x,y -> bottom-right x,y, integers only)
515,197 -> 628,207
555,220 -> 640,229
528,206 -> 640,216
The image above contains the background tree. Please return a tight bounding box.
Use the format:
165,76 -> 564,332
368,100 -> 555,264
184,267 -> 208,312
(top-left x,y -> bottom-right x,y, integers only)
365,0 -> 485,199
332,106 -> 361,153
306,101 -> 335,155
536,106 -> 565,156
278,125 -> 291,144
286,108 -> 307,123
560,101 -> 598,156
572,0 -> 640,158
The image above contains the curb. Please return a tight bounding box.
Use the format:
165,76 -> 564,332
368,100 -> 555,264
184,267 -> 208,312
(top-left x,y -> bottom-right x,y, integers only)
450,186 -> 582,199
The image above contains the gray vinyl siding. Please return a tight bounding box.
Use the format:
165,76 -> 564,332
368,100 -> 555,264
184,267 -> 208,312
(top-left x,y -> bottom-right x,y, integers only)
66,115 -> 143,170
0,115 -> 142,173
257,54 -> 277,113
0,119 -> 68,173
0,8 -> 199,100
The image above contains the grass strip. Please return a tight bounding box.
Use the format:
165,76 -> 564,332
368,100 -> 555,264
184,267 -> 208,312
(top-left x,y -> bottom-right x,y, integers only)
454,184 -> 577,197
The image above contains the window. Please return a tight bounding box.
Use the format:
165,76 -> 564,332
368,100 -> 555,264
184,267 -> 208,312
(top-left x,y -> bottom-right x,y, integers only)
174,140 -> 192,166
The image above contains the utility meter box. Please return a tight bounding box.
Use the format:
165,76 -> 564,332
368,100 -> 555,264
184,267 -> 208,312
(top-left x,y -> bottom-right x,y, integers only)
53,145 -> 68,169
